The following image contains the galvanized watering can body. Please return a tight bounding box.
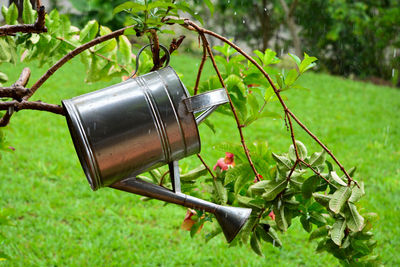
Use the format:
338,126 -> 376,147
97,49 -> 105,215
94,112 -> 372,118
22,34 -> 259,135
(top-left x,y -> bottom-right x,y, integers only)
62,46 -> 252,243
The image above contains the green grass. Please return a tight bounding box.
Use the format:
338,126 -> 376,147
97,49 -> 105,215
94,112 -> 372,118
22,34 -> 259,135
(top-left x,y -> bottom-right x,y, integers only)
0,53 -> 399,266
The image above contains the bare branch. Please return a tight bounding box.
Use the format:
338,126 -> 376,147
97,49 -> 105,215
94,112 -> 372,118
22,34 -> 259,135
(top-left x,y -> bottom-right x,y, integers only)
197,153 -> 216,180
188,23 -> 261,180
150,29 -> 161,71
0,5 -> 47,35
193,39 -> 207,95
0,100 -> 64,115
159,35 -> 186,65
25,25 -> 134,100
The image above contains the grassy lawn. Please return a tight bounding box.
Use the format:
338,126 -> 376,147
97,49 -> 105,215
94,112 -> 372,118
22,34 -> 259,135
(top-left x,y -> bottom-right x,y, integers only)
0,52 -> 399,266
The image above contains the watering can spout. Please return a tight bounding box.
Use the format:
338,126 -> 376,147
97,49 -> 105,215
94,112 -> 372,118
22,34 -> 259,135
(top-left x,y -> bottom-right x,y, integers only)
111,177 -> 252,243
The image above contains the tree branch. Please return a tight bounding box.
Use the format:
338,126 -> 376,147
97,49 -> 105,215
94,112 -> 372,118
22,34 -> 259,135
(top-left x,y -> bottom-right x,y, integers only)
0,100 -> 64,115
25,25 -> 134,100
0,67 -> 32,100
0,5 -> 47,35
180,19 -> 356,186
197,153 -> 216,180
194,37 -> 207,95
187,22 -> 261,181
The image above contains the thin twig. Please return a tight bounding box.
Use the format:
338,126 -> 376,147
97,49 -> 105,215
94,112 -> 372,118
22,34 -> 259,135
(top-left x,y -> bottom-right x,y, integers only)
0,6 -> 47,35
197,153 -> 216,180
159,35 -> 186,66
25,25 -> 134,100
181,19 -> 356,186
159,170 -> 170,186
299,159 -> 332,185
55,37 -> 130,74
189,23 -> 260,180
193,40 -> 207,95
0,100 -> 64,115
150,29 -> 161,71
0,68 -> 32,126
287,110 -> 358,187
286,160 -> 299,181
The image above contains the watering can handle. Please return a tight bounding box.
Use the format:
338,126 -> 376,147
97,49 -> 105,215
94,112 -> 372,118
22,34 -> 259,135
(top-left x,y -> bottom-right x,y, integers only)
184,88 -> 229,124
129,43 -> 170,79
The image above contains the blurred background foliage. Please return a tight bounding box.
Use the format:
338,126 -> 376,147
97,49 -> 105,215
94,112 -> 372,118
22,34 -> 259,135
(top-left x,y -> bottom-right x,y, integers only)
6,0 -> 398,85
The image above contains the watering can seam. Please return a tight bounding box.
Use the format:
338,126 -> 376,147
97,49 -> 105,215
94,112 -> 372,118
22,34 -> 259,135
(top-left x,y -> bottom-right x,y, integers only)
137,76 -> 171,163
155,70 -> 188,157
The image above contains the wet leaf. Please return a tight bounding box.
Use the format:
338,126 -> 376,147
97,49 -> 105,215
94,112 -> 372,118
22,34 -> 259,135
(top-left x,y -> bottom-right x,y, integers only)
261,179 -> 288,201
309,225 -> 330,241
302,175 -> 320,199
330,171 -> 347,186
329,186 -> 351,214
331,219 -> 346,246
348,182 -> 365,203
250,231 -> 264,256
344,202 -> 364,232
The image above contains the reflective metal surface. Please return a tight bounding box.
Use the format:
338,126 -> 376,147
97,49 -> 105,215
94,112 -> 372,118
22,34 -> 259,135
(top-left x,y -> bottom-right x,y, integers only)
111,177 -> 252,243
62,54 -> 248,243
63,67 -> 229,190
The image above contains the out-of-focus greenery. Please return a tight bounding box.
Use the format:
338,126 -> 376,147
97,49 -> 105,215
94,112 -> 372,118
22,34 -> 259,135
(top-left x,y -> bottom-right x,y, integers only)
0,54 -> 399,266
200,0 -> 400,85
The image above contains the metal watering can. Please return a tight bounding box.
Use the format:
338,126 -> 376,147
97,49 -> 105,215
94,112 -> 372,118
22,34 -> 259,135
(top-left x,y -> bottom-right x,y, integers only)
62,44 -> 252,243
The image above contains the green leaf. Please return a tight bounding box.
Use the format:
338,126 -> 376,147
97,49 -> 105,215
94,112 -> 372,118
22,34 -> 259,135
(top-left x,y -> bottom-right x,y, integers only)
299,53 -> 318,73
240,214 -> 258,244
274,205 -> 288,232
351,239 -> 371,255
272,153 -> 292,173
234,172 -> 252,195
250,231 -> 264,256
205,226 -> 222,243
288,53 -> 301,67
330,171 -> 347,186
80,20 -> 99,44
309,225 -> 330,241
225,164 -> 249,185
331,219 -> 346,246
5,3 -> 18,25
94,26 -> 117,54
329,186 -> 352,214
0,72 -> 8,84
288,140 -> 307,161
344,202 -> 364,232
261,179 -> 288,201
249,180 -> 270,195
113,2 -> 146,15
312,193 -> 332,208
175,3 -> 203,24
147,2 -> 176,10
302,175 -> 320,199
236,195 -> 262,210
309,151 -> 327,169
285,69 -> 299,87
309,212 -> 327,226
348,182 -> 365,203
212,179 -> 227,204
256,225 -> 282,247
23,0 -> 37,24
300,215 -> 312,233
119,35 -> 132,66
0,39 -> 11,61
180,166 -> 207,181
204,0 -> 214,16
